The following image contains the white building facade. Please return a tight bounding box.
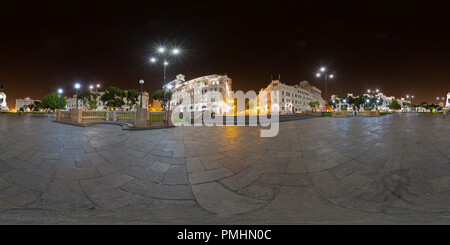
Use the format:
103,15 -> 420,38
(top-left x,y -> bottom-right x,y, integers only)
65,91 -> 149,110
254,80 -> 326,113
16,97 -> 40,110
167,74 -> 232,114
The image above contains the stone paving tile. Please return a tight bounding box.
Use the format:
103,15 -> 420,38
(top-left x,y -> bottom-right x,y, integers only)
90,158 -> 118,175
123,165 -> 165,183
257,173 -> 311,186
0,185 -> 40,209
238,182 -> 282,200
185,157 -> 205,174
2,169 -> 52,192
286,157 -> 308,174
191,182 -> 268,216
55,167 -> 102,180
88,188 -> 142,209
309,171 -> 356,199
121,179 -> 194,200
242,186 -> 374,222
80,172 -> 134,194
219,166 -> 264,191
28,179 -> 96,211
162,165 -> 189,185
188,167 -> 233,184
149,161 -> 170,173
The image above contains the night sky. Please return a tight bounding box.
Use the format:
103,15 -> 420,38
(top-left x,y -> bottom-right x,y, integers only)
1,0 -> 450,108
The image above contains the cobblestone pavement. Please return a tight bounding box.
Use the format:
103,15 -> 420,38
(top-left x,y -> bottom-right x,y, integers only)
0,113 -> 449,224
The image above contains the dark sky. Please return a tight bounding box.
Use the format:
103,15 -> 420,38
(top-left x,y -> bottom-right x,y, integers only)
1,0 -> 450,107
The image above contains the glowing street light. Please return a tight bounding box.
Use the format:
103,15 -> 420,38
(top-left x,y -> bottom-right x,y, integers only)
316,66 -> 335,101
139,79 -> 144,109
89,85 -> 94,90
172,49 -> 179,55
158,47 -> 165,53
150,57 -> 156,63
58,89 -> 63,110
74,83 -> 81,109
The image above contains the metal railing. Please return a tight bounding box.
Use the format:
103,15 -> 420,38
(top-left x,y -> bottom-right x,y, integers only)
148,112 -> 166,126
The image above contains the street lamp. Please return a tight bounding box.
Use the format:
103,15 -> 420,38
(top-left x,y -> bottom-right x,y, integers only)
315,66 -> 335,102
151,46 -> 180,87
150,45 -> 181,111
75,83 -> 81,109
139,79 -> 144,109
89,85 -> 94,90
58,89 -> 63,110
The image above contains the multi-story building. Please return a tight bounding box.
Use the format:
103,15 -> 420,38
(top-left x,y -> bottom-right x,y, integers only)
15,97 -> 40,110
330,92 -> 412,111
65,91 -> 149,110
253,79 -> 326,113
167,74 -> 232,114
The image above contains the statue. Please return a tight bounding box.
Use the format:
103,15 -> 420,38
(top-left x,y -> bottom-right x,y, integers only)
0,85 -> 10,112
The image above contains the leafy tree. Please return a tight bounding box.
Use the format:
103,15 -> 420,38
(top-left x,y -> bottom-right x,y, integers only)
42,92 -> 65,110
309,101 -> 319,110
152,89 -> 172,110
388,99 -> 402,110
78,89 -> 99,109
126,89 -> 140,108
89,101 -> 98,110
100,87 -> 126,109
353,97 -> 365,111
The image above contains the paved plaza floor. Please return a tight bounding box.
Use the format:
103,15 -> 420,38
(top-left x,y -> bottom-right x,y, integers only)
0,113 -> 449,224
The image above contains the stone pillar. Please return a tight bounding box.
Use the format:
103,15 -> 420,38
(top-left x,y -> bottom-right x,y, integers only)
167,111 -> 173,126
56,109 -> 61,121
70,109 -> 82,124
135,108 -> 148,128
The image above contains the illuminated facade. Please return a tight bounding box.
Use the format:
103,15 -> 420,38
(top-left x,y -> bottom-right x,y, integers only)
65,91 -> 149,110
15,97 -> 40,111
254,80 -> 325,113
167,74 -> 232,114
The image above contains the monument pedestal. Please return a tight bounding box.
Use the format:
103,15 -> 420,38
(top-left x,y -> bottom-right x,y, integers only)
0,106 -> 9,112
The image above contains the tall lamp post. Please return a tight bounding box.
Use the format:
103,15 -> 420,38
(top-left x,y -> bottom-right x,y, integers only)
58,89 -> 63,110
139,79 -> 144,109
316,67 -> 334,103
75,83 -> 81,109
150,46 -> 180,111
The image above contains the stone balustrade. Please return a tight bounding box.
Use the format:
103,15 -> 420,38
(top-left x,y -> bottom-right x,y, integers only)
359,110 -> 380,117
332,111 -> 347,118
56,109 -> 172,128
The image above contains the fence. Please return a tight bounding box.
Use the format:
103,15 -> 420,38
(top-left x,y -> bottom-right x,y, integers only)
117,111 -> 136,124
148,112 -> 166,126
82,110 -> 108,123
56,109 -> 171,128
